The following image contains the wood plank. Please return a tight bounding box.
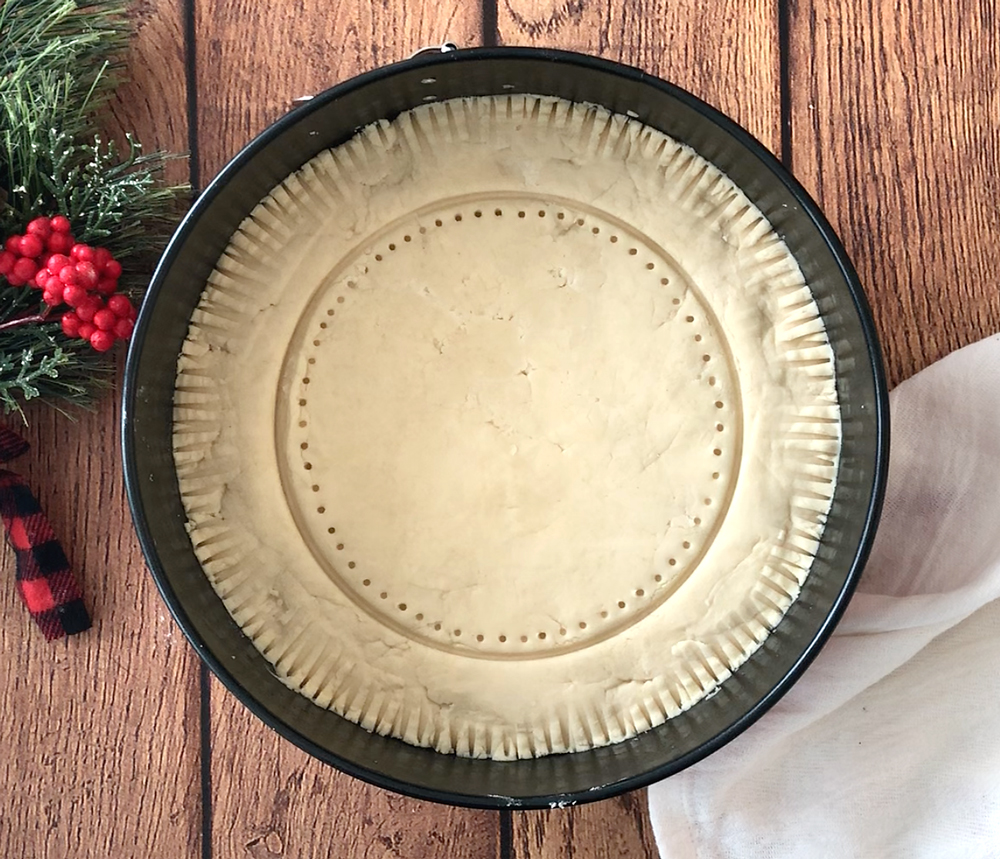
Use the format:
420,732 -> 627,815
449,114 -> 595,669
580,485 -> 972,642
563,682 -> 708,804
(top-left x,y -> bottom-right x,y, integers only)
195,5 -> 500,856
513,792 -> 659,859
498,0 -> 782,152
0,3 -> 199,855
497,2 -> 781,856
210,677 -> 501,859
0,397 -> 202,857
107,1 -> 192,188
788,0 -> 1000,387
194,0 -> 484,182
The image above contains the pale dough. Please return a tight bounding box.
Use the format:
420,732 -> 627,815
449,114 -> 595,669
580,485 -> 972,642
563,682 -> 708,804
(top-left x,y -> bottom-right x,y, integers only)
173,95 -> 840,760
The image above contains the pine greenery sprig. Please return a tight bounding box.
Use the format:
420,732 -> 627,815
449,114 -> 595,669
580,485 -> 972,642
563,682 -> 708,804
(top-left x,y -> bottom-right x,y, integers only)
0,282 -> 106,411
0,0 -> 187,419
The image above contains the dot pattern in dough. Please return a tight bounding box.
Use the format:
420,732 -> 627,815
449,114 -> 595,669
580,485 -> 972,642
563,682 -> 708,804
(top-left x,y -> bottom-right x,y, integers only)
173,94 -> 841,760
278,197 -> 740,657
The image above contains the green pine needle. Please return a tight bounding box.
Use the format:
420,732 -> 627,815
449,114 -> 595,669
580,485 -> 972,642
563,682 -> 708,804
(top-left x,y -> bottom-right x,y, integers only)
0,282 -> 110,419
0,0 -> 188,419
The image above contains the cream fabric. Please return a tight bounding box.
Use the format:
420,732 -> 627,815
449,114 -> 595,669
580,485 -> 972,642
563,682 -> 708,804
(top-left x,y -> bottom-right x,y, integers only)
650,334 -> 1000,858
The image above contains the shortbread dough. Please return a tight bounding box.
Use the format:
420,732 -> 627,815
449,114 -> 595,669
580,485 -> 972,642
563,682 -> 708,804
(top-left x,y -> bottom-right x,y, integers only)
173,95 -> 840,760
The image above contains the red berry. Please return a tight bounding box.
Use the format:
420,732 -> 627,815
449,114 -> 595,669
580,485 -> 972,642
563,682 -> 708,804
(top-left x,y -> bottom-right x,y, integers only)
71,243 -> 95,262
46,231 -> 74,254
113,317 -> 135,340
18,234 -> 44,258
5,235 -> 22,253
44,275 -> 63,294
58,265 -> 81,286
6,273 -> 27,287
76,296 -> 102,322
26,217 -> 52,239
107,294 -> 134,317
102,259 -> 123,279
92,247 -> 113,269
0,250 -> 16,275
95,277 -> 118,295
61,312 -> 81,337
77,322 -> 96,340
90,329 -> 115,352
33,268 -> 50,289
43,289 -> 63,307
75,261 -> 99,289
49,215 -> 72,233
62,284 -> 89,307
44,253 -> 71,274
12,257 -> 38,282
93,308 -> 117,331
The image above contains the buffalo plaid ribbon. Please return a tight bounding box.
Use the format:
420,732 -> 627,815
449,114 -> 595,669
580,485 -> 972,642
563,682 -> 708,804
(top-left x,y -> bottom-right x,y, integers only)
0,426 -> 91,639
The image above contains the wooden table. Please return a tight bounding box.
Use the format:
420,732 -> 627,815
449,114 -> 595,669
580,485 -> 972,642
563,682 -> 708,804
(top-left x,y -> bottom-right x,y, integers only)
3,0 -> 998,855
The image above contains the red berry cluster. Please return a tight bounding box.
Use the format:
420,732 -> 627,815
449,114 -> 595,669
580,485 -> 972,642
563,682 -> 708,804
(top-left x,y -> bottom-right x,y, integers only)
0,215 -> 136,352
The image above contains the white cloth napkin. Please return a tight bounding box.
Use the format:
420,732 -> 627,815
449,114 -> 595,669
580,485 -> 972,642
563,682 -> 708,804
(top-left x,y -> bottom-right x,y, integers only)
649,333 -> 1000,859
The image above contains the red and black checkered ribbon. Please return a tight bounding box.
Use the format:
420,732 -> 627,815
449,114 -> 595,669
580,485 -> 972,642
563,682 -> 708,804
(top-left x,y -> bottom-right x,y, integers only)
0,427 -> 91,639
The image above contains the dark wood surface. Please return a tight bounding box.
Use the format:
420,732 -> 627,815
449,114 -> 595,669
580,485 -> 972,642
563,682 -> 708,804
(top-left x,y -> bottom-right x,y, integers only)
2,0 -> 998,856
788,0 -> 1000,388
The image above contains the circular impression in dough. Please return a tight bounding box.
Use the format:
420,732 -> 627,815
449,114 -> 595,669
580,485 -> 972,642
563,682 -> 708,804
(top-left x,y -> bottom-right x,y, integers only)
280,194 -> 741,656
173,95 -> 839,760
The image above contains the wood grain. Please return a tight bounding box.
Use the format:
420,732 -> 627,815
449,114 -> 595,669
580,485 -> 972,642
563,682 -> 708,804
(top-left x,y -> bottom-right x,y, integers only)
496,2 -> 780,855
194,4 -> 501,856
513,792 -> 658,859
0,3 -> 198,856
209,678 -> 500,859
788,0 -> 1000,387
498,0 -> 782,152
108,0 -> 191,187
0,393 -> 201,859
193,0 -> 483,182
0,2 -> 198,857
4,1 -> 993,856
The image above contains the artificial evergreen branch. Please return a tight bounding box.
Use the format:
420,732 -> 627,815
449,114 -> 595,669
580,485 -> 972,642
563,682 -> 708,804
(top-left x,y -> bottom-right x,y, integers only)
0,0 -> 187,418
0,282 -> 108,415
